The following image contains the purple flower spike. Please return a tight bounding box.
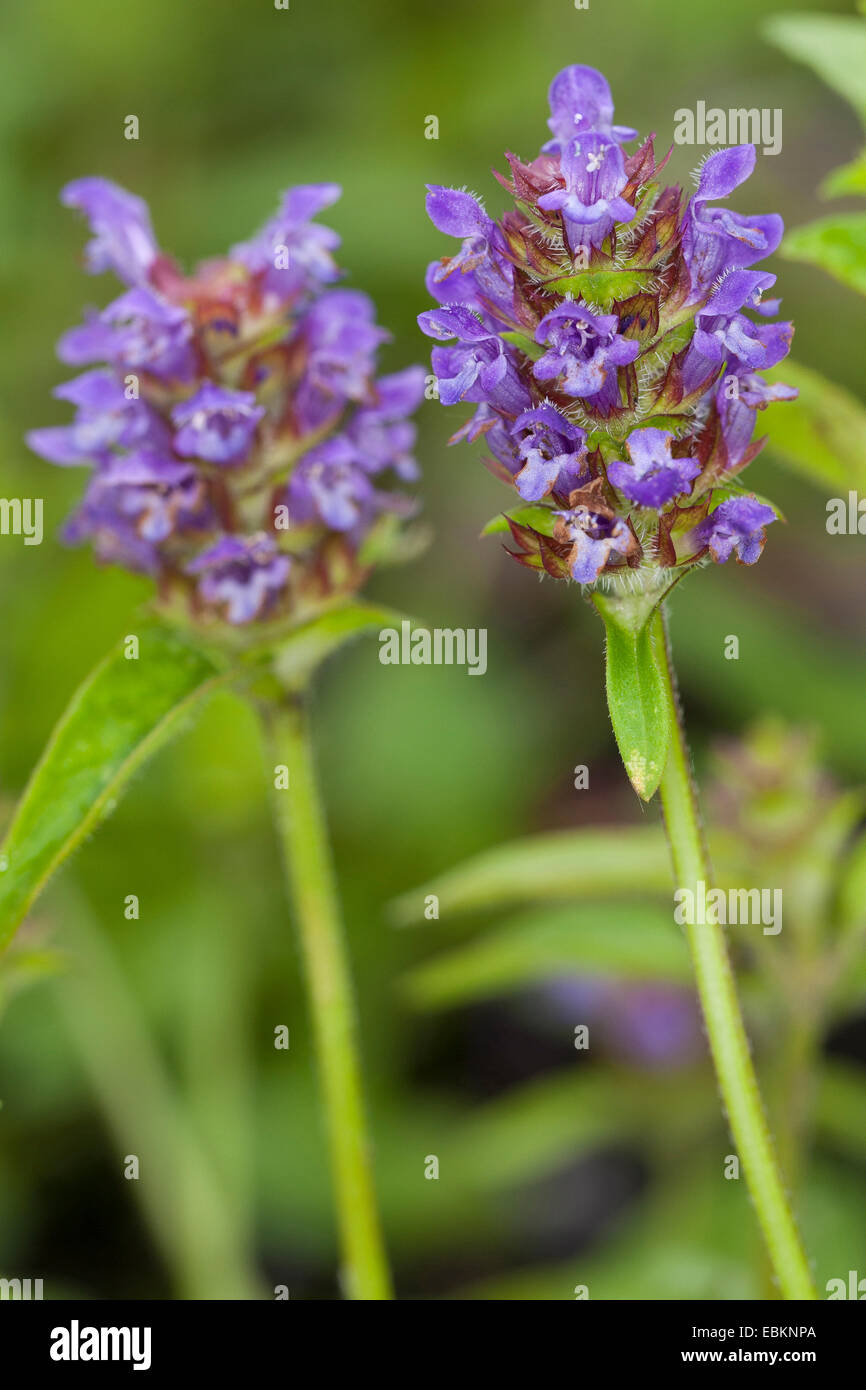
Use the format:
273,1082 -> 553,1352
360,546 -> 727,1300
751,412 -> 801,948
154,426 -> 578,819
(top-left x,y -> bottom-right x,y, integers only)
172,383 -> 265,466
61,178 -> 158,286
697,496 -> 777,564
421,65 -> 794,589
30,178 -> 422,626
608,428 -> 700,509
683,147 -> 783,303
187,534 -> 291,625
509,404 -> 587,501
534,302 -> 639,398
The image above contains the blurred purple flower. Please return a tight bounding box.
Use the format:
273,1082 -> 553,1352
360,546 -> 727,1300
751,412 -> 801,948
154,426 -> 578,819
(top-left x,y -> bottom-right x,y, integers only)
187,534 -> 291,624
29,179 -> 423,625
172,383 -> 265,466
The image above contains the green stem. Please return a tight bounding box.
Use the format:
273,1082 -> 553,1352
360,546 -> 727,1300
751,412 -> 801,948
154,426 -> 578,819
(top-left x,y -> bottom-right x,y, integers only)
653,607 -> 816,1301
259,694 -> 392,1300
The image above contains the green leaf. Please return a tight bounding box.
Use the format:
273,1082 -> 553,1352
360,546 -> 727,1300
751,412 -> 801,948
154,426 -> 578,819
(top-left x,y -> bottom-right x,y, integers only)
764,359 -> 866,491
480,504 -> 559,538
0,623 -> 230,951
593,599 -> 671,800
781,213 -> 866,297
822,148 -> 866,199
0,603 -> 409,951
389,825 -> 669,925
763,15 -> 866,126
402,901 -> 689,1010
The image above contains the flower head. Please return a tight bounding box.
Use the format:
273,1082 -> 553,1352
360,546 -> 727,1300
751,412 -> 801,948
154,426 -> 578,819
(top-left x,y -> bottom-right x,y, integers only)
28,178 -> 423,626
419,64 -> 794,588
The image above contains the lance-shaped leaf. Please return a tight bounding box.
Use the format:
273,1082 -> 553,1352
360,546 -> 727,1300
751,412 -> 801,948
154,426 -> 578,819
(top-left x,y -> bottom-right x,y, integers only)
764,360 -> 866,492
781,213 -> 866,298
592,595 -> 672,801
389,824 -> 669,926
763,14 -> 866,128
401,901 -> 689,1011
0,623 -> 231,950
0,601 -> 405,951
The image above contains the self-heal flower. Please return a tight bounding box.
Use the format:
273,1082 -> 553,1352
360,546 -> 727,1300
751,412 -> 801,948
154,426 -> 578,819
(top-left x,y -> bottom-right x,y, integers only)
424,186 -> 513,317
509,405 -> 587,501
26,370 -> 163,465
29,178 -> 423,626
61,178 -> 158,286
172,383 -> 265,467
608,429 -> 700,509
533,302 -> 639,401
420,63 -> 794,586
554,491 -> 637,583
93,451 -> 209,544
418,306 -> 530,412
696,496 -> 777,565
59,287 -> 196,381
692,270 -> 790,368
416,65 -> 818,1302
543,65 -> 637,152
539,136 -> 634,250
231,182 -> 342,302
682,147 -> 783,303
187,534 -> 291,625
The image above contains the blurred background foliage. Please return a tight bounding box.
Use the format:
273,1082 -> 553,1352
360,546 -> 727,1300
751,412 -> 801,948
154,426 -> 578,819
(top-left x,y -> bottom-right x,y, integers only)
0,0 -> 865,1299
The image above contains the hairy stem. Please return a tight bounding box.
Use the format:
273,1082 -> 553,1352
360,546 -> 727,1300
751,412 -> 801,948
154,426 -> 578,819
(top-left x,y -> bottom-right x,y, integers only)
259,694 -> 392,1300
653,607 -> 815,1300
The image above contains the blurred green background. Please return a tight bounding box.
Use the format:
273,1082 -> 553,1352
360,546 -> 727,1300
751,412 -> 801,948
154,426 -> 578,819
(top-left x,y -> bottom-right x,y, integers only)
1,0 -> 865,1299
